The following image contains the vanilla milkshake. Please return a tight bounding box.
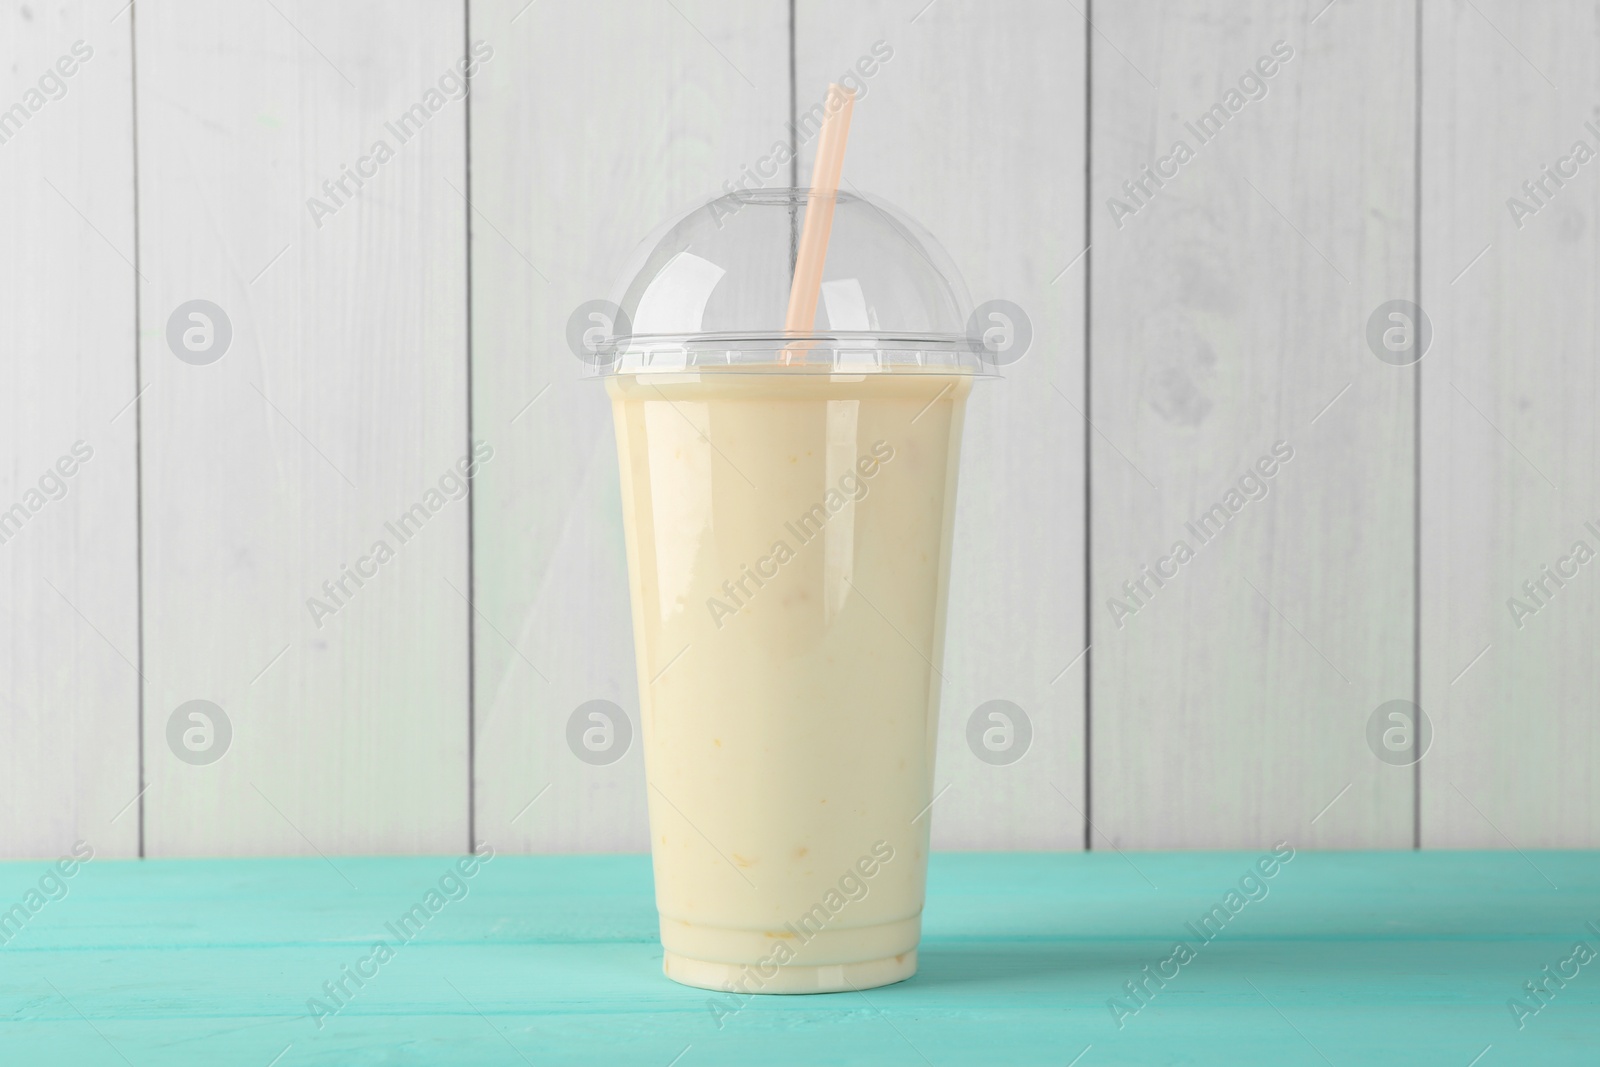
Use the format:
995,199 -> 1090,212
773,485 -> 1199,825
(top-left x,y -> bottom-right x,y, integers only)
607,368 -> 971,992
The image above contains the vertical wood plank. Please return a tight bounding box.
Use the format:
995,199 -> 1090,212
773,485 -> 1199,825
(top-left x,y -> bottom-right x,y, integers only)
795,1 -> 1088,848
136,1 -> 470,854
469,0 -> 790,851
0,0 -> 139,858
1421,0 -> 1600,847
1090,1 -> 1417,848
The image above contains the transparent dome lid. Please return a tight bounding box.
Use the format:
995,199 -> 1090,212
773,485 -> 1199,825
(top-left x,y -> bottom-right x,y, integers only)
589,188 -> 987,375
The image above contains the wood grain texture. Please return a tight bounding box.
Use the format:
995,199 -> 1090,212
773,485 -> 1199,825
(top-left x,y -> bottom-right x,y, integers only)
134,1 -> 470,854
796,1 -> 1087,848
12,0 -> 1600,859
1420,0 -> 1600,846
467,0 -> 790,852
1089,2 -> 1417,847
0,0 -> 140,859
1,851 -> 1595,1063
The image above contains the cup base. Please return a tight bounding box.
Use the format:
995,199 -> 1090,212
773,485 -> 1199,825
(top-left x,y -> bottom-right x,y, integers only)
662,949 -> 917,994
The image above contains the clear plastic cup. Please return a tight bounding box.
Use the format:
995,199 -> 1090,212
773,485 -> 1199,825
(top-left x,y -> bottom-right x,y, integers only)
590,188 -> 987,994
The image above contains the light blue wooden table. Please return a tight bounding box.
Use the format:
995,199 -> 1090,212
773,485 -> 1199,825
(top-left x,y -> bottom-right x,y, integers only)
2,851 -> 1595,1065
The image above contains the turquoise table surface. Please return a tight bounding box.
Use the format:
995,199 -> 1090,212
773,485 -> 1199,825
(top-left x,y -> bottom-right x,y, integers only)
2,851 -> 1597,1065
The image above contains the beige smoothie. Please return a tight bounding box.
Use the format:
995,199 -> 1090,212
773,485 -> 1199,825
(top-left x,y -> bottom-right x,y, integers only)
607,368 -> 971,993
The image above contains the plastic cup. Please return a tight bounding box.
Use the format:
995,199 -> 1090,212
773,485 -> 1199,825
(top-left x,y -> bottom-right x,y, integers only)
592,189 -> 986,994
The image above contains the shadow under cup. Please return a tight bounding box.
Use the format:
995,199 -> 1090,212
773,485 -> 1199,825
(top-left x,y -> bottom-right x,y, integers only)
607,369 -> 972,993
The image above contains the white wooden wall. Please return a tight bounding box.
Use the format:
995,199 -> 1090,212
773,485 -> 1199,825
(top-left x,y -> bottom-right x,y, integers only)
2,0 -> 140,858
1090,1 -> 1417,849
1420,0 -> 1600,847
2,0 -> 1596,857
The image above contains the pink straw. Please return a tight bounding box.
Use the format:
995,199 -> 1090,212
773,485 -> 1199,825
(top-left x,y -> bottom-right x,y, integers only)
783,84 -> 856,354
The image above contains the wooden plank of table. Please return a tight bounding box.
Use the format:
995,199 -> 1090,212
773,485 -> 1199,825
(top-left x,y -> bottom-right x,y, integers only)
0,0 -> 140,858
467,0 -> 790,851
1419,0 -> 1600,846
0,851 -> 1593,1063
134,1 -> 470,854
796,0 -> 1087,848
1089,1 -> 1418,848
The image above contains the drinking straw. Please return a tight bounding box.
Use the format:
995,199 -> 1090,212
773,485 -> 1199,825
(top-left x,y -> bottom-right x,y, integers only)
783,84 -> 855,353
